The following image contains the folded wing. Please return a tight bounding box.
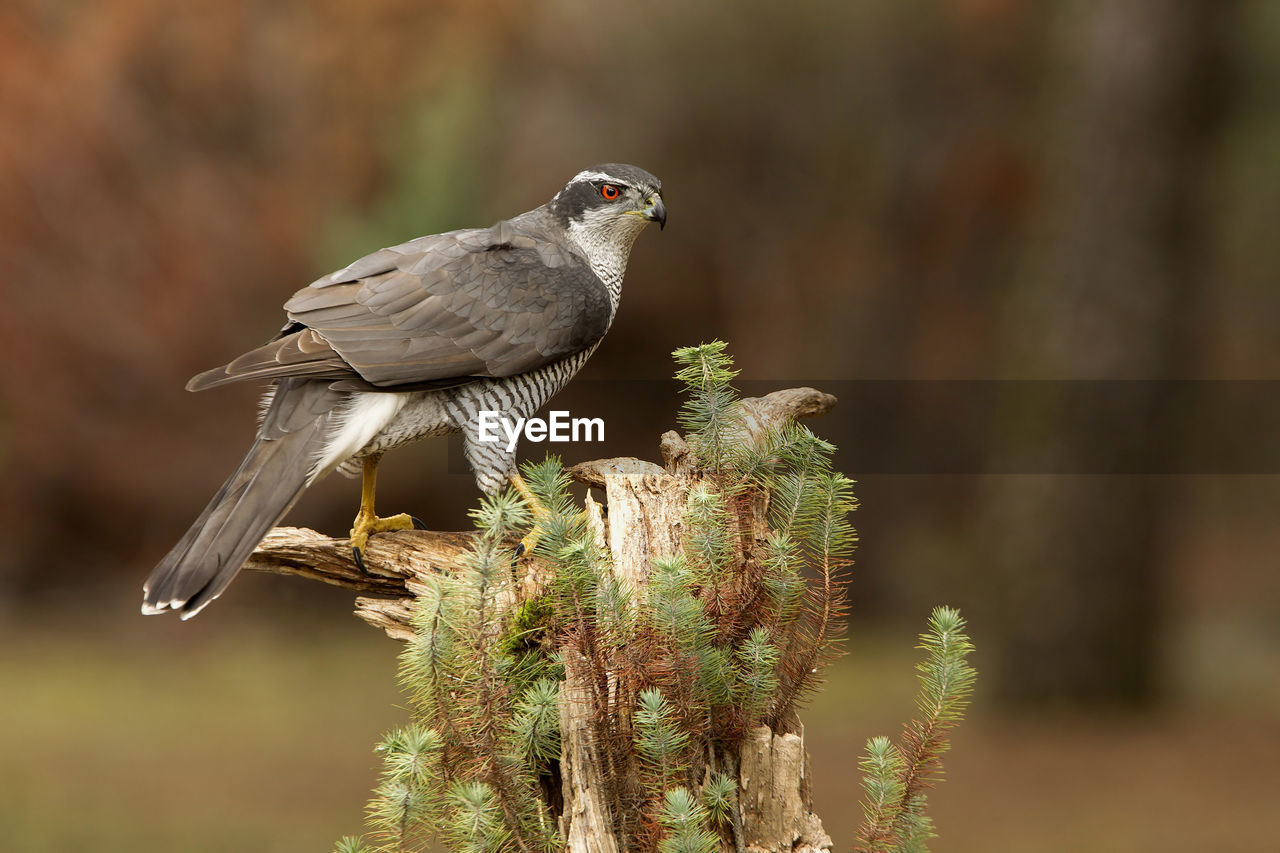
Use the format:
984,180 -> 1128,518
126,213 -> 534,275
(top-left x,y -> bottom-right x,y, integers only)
188,223 -> 609,392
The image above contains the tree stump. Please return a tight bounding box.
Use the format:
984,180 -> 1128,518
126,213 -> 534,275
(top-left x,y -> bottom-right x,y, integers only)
245,387 -> 837,853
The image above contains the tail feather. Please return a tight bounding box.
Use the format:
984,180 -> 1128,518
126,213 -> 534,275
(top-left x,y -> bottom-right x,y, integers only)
142,418 -> 327,619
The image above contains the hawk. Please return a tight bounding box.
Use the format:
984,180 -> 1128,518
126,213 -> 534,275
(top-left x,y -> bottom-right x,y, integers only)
143,164 -> 665,618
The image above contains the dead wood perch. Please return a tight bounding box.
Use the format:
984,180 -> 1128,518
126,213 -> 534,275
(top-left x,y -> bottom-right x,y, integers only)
244,386 -> 838,853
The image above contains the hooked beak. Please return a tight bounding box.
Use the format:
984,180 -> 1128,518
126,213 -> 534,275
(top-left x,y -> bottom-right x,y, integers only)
644,194 -> 667,230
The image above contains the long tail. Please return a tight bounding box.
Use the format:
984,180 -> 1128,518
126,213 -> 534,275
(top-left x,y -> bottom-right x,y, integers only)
142,418 -> 326,619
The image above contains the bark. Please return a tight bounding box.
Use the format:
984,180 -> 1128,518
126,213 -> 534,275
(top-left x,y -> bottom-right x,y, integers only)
244,387 -> 837,852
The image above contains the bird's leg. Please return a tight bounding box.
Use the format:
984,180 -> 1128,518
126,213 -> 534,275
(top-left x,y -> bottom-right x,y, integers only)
509,470 -> 592,558
510,471 -> 553,558
350,453 -> 425,570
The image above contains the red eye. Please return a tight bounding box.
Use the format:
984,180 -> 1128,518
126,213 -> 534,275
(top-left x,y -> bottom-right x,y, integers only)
600,183 -> 621,200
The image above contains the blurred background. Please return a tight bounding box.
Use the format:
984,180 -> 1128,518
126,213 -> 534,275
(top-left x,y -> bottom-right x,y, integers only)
2,0 -> 1278,849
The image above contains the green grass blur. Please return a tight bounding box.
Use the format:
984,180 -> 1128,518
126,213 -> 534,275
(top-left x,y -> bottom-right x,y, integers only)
0,609 -> 402,852
3,612 -> 1277,851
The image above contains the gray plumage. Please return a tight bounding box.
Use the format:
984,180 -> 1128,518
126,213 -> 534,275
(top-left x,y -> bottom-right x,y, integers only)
143,164 -> 664,618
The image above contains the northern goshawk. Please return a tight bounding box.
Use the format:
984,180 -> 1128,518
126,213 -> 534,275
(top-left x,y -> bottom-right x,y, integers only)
143,163 -> 665,618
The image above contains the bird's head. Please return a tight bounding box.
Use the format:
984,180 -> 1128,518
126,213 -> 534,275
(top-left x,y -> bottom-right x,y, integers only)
549,164 -> 666,241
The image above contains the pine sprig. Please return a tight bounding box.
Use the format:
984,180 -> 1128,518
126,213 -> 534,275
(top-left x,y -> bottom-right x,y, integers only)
897,607 -> 977,805
444,781 -> 513,853
855,736 -> 906,853
634,687 -> 692,790
683,484 -> 735,575
896,800 -> 937,853
519,456 -> 585,561
646,556 -> 712,649
760,532 -> 805,632
350,469 -> 567,852
468,487 -> 532,539
365,724 -> 442,851
672,341 -> 745,475
853,608 -> 977,853
642,553 -> 740,738
656,788 -> 721,853
734,627 -> 781,726
520,457 -> 576,519
759,425 -> 839,535
509,679 -> 561,770
701,773 -> 737,828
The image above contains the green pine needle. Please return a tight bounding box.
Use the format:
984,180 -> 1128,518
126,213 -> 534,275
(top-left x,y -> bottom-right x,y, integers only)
646,556 -> 714,653
853,609 -> 978,853
672,341 -> 745,475
684,484 -> 735,573
695,644 -> 735,710
468,488 -> 531,539
520,456 -> 576,518
914,607 -> 977,729
657,787 -> 721,853
734,627 -> 782,725
510,679 -> 561,769
444,781 -> 511,853
897,799 -> 937,853
635,688 -> 691,788
333,836 -> 372,853
363,724 -> 442,849
377,724 -> 442,781
761,532 -> 805,630
856,735 -> 906,851
701,773 -> 738,827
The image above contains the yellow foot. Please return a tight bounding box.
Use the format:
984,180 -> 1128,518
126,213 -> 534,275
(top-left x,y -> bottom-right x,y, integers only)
508,471 -> 591,558
510,472 -> 553,558
515,509 -> 591,558
350,511 -> 425,571
514,504 -> 554,558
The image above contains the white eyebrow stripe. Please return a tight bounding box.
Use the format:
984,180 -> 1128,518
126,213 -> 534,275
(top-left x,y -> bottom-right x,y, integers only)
570,170 -> 617,184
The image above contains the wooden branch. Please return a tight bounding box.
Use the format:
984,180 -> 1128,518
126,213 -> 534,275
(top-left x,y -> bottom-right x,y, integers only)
736,386 -> 837,435
242,526 -> 471,593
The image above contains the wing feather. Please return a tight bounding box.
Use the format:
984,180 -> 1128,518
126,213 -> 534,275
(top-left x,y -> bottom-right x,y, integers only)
187,216 -> 611,392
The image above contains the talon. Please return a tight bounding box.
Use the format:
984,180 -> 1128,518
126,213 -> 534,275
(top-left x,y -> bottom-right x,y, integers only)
517,530 -> 541,557
514,541 -> 527,559
353,546 -> 366,572
349,512 -> 418,564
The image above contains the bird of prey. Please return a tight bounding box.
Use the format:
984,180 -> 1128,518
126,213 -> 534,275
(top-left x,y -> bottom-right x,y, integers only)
143,163 -> 665,619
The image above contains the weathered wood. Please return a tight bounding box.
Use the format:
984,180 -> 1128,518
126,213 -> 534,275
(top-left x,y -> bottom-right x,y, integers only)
568,457 -> 686,593
244,525 -> 476,595
559,649 -> 622,853
739,725 -> 832,853
243,525 -> 484,638
242,387 -> 837,852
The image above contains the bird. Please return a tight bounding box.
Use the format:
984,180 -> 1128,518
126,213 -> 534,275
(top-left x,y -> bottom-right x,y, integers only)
143,163 -> 665,619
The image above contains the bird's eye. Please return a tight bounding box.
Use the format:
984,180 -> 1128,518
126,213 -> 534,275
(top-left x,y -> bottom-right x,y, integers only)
600,183 -> 621,200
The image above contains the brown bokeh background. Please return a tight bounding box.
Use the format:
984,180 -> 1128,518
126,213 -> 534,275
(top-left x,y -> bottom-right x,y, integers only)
2,1 -> 1278,850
